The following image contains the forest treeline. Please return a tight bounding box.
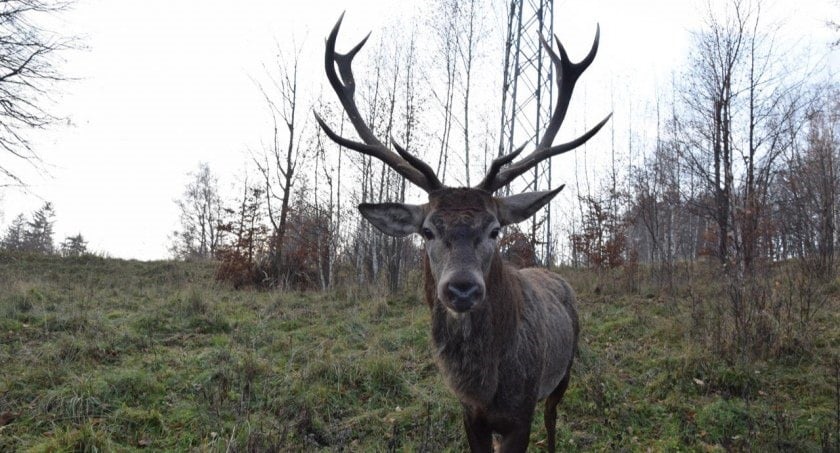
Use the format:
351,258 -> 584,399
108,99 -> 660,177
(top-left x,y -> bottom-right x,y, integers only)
170,2 -> 836,279
1,202 -> 89,257
164,0 -> 839,362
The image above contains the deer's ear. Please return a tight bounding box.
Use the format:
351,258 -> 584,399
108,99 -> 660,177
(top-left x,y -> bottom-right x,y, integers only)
358,203 -> 425,237
496,186 -> 564,226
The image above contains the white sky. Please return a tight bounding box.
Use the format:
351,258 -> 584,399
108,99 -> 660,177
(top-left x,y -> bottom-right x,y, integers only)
1,0 -> 837,260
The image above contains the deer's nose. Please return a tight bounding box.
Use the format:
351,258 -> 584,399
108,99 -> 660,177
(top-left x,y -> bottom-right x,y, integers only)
446,281 -> 481,312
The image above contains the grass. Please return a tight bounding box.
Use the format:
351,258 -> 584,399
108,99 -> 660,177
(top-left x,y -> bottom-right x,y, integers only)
0,252 -> 837,451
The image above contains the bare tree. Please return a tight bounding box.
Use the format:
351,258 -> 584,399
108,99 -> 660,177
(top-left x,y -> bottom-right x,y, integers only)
428,0 -> 488,187
385,27 -> 423,292
628,118 -> 686,288
429,0 -> 458,185
677,0 -> 746,265
313,130 -> 338,290
326,28 -> 425,290
0,0 -> 73,186
253,44 -> 306,286
676,0 -> 815,272
456,0 -> 481,186
170,163 -> 224,260
776,88 -> 839,277
733,2 -> 818,272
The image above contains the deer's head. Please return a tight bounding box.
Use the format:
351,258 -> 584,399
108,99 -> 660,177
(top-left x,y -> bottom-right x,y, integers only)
360,187 -> 563,312
315,14 -> 609,314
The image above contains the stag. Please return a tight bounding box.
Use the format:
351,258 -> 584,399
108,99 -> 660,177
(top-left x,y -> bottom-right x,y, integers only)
315,14 -> 610,452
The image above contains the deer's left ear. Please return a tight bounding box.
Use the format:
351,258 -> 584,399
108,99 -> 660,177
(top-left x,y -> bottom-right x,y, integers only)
496,186 -> 564,226
358,202 -> 425,237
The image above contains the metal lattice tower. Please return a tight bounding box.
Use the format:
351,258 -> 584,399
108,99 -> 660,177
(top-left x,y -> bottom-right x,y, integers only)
497,0 -> 556,265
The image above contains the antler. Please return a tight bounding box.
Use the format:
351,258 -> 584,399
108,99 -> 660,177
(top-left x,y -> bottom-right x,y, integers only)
476,25 -> 612,193
314,13 -> 443,192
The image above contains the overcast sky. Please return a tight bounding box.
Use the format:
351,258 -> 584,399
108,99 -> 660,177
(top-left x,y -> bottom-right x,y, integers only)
1,0 -> 837,260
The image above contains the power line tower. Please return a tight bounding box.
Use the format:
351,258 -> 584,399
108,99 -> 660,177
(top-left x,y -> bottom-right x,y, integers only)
498,0 -> 556,265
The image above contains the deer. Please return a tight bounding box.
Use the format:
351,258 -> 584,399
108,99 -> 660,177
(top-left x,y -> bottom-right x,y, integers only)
314,14 -> 610,452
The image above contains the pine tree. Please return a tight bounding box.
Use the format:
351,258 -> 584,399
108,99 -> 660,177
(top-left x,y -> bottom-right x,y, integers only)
1,214 -> 27,251
60,234 -> 88,257
23,202 -> 56,254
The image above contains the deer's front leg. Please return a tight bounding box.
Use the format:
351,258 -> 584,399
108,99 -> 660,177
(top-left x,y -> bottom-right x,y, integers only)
463,405 -> 493,452
497,423 -> 532,453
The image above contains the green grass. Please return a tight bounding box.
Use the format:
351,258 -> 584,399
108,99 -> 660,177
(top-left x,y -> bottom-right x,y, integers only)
0,252 -> 837,451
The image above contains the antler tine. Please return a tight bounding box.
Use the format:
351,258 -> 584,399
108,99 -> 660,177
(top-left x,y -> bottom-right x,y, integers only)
391,137 -> 444,191
476,143 -> 526,192
476,25 -> 611,193
317,14 -> 443,192
537,25 -> 600,150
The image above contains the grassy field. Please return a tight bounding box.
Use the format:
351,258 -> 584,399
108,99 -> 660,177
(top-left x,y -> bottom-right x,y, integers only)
0,252 -> 837,451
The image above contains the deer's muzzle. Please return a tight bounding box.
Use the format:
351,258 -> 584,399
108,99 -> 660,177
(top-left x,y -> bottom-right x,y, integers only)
440,273 -> 485,313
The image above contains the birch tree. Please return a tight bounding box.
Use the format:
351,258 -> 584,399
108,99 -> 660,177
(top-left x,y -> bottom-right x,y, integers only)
171,163 -> 223,260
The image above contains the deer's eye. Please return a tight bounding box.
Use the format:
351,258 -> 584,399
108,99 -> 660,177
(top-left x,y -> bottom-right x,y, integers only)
489,228 -> 500,240
422,228 -> 435,240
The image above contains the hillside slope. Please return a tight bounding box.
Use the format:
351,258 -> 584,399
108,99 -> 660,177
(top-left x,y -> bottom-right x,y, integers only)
0,253 -> 837,451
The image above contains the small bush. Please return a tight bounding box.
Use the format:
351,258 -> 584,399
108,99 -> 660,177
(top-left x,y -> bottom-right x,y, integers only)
215,248 -> 262,289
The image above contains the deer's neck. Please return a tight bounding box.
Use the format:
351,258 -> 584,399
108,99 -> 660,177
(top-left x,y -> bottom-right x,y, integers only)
424,253 -> 522,407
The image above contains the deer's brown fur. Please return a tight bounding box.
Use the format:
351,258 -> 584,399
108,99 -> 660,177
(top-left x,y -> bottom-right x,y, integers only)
421,189 -> 579,451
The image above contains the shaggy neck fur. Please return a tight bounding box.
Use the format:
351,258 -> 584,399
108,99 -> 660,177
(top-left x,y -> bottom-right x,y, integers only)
424,250 -> 524,408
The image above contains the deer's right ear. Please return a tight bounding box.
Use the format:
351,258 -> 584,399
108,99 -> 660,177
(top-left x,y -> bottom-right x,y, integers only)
358,203 -> 425,237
